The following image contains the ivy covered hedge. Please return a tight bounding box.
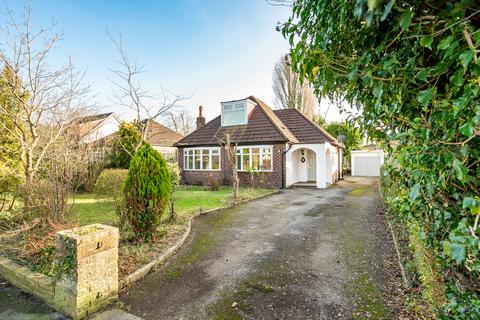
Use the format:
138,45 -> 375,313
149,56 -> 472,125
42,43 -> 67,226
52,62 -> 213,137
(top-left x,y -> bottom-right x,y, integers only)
280,0 -> 479,318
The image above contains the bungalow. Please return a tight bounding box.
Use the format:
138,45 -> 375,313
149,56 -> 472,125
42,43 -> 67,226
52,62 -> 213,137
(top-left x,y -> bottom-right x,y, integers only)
174,96 -> 343,189
75,113 -> 184,162
138,119 -> 184,161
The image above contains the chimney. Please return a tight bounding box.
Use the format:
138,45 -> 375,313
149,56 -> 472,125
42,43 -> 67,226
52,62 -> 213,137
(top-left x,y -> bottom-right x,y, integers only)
196,105 -> 205,130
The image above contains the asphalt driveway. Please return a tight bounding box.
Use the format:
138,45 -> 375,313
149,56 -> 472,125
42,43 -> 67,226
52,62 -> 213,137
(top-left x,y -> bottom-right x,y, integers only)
120,177 -> 397,319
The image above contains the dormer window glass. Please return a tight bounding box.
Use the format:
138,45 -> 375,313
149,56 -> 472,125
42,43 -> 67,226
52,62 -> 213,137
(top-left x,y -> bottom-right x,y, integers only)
221,101 -> 247,126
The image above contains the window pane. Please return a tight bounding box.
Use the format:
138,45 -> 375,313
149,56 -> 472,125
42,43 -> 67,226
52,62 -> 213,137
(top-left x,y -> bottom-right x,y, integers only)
212,155 -> 220,170
202,154 -> 209,170
252,154 -> 260,170
223,109 -> 245,126
233,102 -> 244,109
212,149 -> 219,155
242,148 -> 249,155
194,150 -> 201,169
188,155 -> 193,169
261,148 -> 272,170
242,154 -> 249,170
237,155 -> 242,170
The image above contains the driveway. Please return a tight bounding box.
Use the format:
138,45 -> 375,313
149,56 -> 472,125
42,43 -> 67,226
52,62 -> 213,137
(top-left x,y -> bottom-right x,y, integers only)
120,177 -> 397,319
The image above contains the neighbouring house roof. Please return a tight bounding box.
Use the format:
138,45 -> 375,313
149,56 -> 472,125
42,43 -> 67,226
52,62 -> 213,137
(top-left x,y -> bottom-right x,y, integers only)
74,112 -> 121,142
76,112 -> 114,124
139,119 -> 184,147
175,96 -> 340,147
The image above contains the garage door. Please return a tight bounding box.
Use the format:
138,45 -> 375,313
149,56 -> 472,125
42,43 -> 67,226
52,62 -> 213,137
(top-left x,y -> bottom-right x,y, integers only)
352,156 -> 382,176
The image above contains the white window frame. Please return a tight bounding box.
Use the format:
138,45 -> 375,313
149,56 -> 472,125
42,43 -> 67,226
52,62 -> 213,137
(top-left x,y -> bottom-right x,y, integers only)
221,100 -> 248,126
183,147 -> 221,171
235,145 -> 273,172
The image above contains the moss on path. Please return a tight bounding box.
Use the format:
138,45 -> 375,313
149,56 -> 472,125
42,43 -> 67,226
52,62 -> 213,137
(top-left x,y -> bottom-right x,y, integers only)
120,178 -> 396,319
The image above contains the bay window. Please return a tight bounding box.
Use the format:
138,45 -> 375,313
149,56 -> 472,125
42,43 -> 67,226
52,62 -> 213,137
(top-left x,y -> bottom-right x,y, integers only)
236,146 -> 273,171
184,147 -> 221,171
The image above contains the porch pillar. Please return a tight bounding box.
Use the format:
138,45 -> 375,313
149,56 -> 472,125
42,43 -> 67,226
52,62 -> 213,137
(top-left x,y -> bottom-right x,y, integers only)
316,144 -> 327,188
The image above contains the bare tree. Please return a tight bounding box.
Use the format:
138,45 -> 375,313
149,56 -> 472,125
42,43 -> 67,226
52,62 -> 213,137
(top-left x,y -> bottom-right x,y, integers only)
219,134 -> 239,200
0,6 -> 89,188
272,55 -> 317,120
166,110 -> 194,136
108,32 -> 188,151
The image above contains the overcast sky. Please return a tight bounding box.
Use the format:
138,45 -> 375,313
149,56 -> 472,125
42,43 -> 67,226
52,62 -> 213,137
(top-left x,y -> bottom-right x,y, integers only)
3,0 -> 347,123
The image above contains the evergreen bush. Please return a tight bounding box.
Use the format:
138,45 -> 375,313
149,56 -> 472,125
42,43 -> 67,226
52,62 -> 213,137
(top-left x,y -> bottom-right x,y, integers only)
123,144 -> 171,241
110,122 -> 142,169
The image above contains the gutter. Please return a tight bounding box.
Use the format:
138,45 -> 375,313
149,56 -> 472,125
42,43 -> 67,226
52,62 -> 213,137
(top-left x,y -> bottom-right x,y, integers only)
281,143 -> 293,189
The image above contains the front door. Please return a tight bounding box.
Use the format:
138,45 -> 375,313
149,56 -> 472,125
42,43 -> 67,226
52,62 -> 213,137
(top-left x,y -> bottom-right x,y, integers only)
298,149 -> 309,182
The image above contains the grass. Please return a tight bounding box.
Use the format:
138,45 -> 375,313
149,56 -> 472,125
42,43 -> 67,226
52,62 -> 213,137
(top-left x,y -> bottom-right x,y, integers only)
66,185 -> 274,278
1,185 -> 274,278
68,194 -> 117,225
68,186 -> 273,226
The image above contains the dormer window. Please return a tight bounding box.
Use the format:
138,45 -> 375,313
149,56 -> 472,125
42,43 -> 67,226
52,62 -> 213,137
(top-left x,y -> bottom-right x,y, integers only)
221,100 -> 247,126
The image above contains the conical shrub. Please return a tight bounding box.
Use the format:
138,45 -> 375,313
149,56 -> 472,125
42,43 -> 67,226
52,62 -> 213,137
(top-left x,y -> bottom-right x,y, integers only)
123,143 -> 171,241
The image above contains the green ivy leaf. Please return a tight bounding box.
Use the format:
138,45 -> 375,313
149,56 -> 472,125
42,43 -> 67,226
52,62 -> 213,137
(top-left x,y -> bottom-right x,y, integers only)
438,35 -> 455,51
410,183 -> 420,201
453,159 -> 468,183
463,197 -> 478,209
459,121 -> 474,137
381,0 -> 395,21
416,69 -> 428,82
367,0 -> 377,11
417,87 -> 436,107
459,50 -> 474,68
450,243 -> 467,264
449,69 -> 464,87
399,10 -> 413,30
420,36 -> 433,49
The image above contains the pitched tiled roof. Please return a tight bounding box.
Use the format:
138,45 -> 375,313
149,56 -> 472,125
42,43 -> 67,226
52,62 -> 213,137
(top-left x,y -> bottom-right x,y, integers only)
75,112 -> 116,139
175,96 -> 340,147
140,119 -> 184,147
249,96 -> 299,143
274,109 -> 340,146
76,112 -> 113,124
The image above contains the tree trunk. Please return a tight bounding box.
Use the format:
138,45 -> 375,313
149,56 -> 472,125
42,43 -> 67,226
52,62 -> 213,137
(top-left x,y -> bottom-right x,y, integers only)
232,169 -> 239,200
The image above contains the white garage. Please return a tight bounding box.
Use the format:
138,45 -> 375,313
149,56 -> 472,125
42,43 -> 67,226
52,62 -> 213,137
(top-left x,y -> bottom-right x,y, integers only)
351,150 -> 385,177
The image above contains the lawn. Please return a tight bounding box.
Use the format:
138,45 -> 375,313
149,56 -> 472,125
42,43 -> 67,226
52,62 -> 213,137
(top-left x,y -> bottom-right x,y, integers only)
1,186 -> 274,279
67,185 -> 275,277
68,186 -> 273,226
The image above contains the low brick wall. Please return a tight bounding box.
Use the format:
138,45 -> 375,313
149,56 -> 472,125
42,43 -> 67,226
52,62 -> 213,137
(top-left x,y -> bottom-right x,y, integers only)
0,224 -> 119,320
0,256 -> 57,303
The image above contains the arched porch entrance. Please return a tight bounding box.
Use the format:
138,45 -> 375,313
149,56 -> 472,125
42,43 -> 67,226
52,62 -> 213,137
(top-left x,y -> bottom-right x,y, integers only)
291,147 -> 317,187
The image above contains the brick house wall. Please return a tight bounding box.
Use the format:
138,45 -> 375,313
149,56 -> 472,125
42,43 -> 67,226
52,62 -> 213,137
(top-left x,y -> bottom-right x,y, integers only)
177,143 -> 286,189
